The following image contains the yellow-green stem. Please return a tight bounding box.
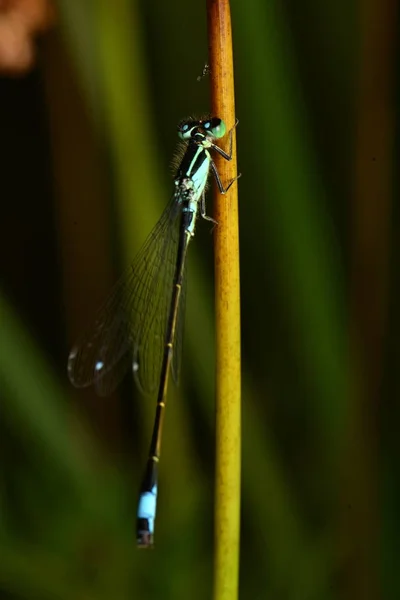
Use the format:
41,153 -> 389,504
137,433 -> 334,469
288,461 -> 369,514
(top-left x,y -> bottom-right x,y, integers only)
207,1 -> 241,598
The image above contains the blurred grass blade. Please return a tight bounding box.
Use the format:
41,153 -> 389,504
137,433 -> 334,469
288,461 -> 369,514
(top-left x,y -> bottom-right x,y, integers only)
234,0 -> 347,454
0,292 -> 100,503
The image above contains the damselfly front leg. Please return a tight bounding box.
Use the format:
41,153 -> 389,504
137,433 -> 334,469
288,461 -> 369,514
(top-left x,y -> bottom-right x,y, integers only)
209,119 -> 241,194
200,119 -> 241,224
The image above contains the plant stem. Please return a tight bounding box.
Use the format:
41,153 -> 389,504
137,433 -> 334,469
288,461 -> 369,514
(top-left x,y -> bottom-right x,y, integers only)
207,1 -> 241,598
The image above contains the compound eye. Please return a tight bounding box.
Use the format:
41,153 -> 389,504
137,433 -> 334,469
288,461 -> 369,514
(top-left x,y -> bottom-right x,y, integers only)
178,120 -> 197,140
203,117 -> 226,139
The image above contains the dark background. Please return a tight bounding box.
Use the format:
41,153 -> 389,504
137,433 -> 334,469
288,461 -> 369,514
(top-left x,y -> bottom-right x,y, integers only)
1,1 -> 399,599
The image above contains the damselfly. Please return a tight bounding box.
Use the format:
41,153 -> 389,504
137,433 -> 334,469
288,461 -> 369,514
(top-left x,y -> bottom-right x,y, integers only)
68,116 -> 239,547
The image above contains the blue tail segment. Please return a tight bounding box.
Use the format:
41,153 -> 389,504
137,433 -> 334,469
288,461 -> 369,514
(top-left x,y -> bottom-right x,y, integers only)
137,459 -> 158,547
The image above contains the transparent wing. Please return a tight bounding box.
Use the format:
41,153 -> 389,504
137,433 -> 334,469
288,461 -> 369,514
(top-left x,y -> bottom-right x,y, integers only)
68,198 -> 184,396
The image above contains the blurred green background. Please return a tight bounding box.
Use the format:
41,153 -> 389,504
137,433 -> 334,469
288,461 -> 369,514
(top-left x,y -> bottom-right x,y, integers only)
0,0 -> 398,598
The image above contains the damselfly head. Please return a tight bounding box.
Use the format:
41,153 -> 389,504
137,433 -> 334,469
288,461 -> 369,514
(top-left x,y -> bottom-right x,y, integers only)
177,116 -> 227,141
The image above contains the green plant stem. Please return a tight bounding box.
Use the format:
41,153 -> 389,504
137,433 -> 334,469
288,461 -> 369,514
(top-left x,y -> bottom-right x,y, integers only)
207,1 -> 241,599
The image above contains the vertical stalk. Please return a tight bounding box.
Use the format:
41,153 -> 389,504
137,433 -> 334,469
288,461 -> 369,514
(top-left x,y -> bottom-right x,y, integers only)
344,1 -> 397,599
207,1 -> 241,599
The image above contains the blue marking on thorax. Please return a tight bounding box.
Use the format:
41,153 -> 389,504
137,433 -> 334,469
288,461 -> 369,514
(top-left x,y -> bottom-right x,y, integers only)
190,152 -> 211,197
174,144 -> 212,237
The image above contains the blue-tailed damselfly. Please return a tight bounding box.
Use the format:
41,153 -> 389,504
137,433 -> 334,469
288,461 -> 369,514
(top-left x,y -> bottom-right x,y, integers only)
68,116 -> 239,547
